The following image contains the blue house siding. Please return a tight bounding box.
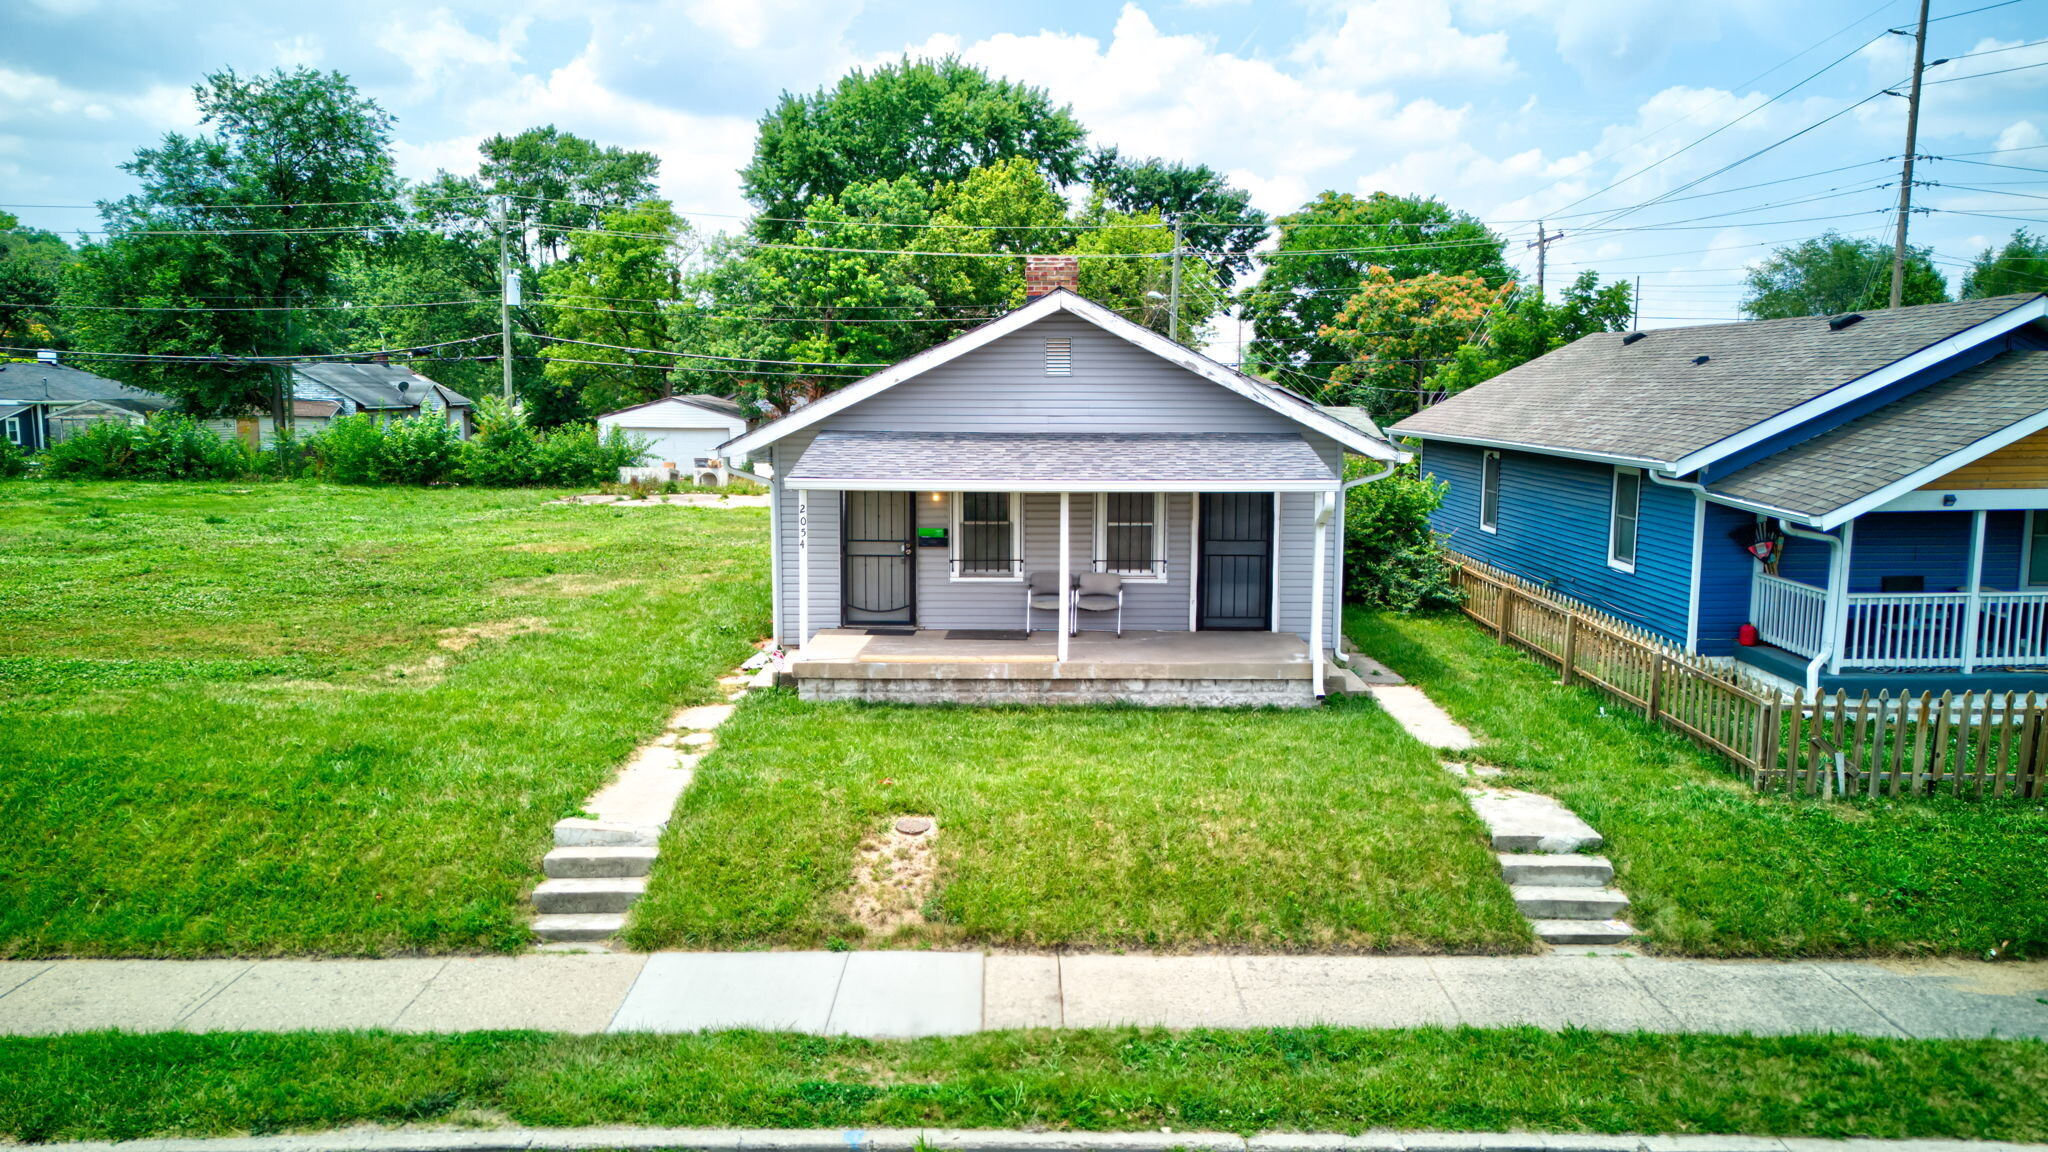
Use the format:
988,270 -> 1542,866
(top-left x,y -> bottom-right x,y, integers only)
1697,501 -> 1760,655
1423,443 -> 1695,644
1845,510 -> 2025,591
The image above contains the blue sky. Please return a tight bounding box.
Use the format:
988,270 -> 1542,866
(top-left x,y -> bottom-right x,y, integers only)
2,0 -> 2043,335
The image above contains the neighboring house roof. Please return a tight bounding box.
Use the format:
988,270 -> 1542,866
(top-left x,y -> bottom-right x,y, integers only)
1706,349 -> 2048,527
1390,294 -> 2047,471
293,399 -> 341,419
293,363 -> 472,410
0,402 -> 30,421
724,289 -> 1405,463
0,361 -> 175,411
599,394 -> 748,423
783,431 -> 1339,491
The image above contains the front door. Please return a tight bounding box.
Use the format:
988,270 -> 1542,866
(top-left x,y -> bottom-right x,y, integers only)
841,491 -> 916,626
1198,492 -> 1273,630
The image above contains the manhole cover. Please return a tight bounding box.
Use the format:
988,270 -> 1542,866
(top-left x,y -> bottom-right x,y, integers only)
894,816 -> 933,836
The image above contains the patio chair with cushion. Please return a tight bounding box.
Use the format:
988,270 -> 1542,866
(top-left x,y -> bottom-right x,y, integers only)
1024,571 -> 1070,633
1072,572 -> 1125,636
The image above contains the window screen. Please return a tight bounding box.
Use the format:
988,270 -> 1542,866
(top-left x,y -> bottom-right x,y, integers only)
1480,451 -> 1501,530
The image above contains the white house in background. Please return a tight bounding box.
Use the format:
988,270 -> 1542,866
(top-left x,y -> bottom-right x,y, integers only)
597,394 -> 750,474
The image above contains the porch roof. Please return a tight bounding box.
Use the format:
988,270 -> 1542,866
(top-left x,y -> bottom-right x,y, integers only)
1706,349 -> 2048,523
783,430 -> 1339,491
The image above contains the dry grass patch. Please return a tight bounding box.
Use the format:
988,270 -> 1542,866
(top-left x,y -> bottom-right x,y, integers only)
843,816 -> 941,934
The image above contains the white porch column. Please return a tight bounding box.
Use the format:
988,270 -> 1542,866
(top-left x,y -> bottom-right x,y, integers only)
1058,492 -> 1071,663
1826,519 -> 1855,676
1962,508 -> 1988,674
1310,488 -> 1332,698
796,487 -> 811,651
1187,493 -> 1199,631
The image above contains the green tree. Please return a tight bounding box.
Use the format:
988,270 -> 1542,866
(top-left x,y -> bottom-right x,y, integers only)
1960,229 -> 2048,299
1082,147 -> 1268,287
539,200 -> 690,415
0,211 -> 75,348
1411,270 -> 1635,411
63,67 -> 399,419
1739,231 -> 1949,319
1321,266 -> 1509,419
1241,191 -> 1509,396
1069,199 -> 1224,341
741,57 -> 1086,235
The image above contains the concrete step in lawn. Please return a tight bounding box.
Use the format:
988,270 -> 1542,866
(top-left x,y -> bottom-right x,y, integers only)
552,818 -> 661,848
1532,917 -> 1638,945
1496,852 -> 1613,887
544,846 -> 658,879
1512,884 -> 1630,920
531,913 -> 627,943
533,877 -> 648,915
1464,787 -> 1604,853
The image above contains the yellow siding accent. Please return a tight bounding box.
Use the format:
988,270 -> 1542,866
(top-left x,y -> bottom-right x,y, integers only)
1920,427 -> 2048,490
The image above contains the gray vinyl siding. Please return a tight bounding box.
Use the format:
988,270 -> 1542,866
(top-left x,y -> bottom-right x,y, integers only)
774,313 -> 1353,648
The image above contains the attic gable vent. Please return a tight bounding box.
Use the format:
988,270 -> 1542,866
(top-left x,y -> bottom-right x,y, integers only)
1828,312 -> 1864,331
1622,332 -> 1647,345
1044,337 -> 1072,376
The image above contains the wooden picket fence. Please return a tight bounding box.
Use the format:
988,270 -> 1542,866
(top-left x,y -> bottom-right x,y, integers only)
1448,553 -> 2048,799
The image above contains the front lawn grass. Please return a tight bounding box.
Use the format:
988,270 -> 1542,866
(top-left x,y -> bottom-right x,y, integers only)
5,1027 -> 2045,1143
0,481 -> 767,957
629,690 -> 1528,953
1348,609 -> 2048,958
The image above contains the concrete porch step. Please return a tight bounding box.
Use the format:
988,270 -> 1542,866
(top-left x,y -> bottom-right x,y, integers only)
553,818 -> 661,848
533,877 -> 648,914
1496,852 -> 1614,887
1532,918 -> 1637,945
1512,884 -> 1630,920
531,913 -> 627,942
1323,662 -> 1371,696
544,846 -> 658,879
1465,787 -> 1603,853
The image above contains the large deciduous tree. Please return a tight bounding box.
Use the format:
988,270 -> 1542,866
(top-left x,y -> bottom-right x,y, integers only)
0,212 -> 73,348
539,200 -> 690,416
63,67 -> 399,420
740,57 -> 1086,236
1321,267 -> 1509,419
1960,229 -> 2048,299
1240,191 -> 1509,396
1740,231 -> 1949,319
1082,147 -> 1268,288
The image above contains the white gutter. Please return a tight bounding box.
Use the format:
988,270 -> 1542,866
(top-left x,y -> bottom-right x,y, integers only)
1776,518 -> 1845,695
1328,458 -> 1402,667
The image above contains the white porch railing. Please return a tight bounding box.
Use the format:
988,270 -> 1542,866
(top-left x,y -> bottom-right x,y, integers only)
1973,590 -> 2048,666
1751,573 -> 1829,658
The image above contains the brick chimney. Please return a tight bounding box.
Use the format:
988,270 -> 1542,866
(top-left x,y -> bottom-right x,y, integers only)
1024,254 -> 1079,299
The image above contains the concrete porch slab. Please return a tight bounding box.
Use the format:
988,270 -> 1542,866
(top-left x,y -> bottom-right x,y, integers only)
791,628 -> 1313,681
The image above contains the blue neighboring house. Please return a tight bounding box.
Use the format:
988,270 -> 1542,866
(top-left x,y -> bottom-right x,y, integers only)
1389,293 -> 2048,694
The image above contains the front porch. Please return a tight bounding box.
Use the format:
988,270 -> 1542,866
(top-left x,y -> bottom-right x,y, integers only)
789,627 -> 1320,706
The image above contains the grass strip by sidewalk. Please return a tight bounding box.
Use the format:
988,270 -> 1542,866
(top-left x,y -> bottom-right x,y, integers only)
1347,609 -> 2048,959
3,1027 -> 2045,1144
628,690 -> 1527,953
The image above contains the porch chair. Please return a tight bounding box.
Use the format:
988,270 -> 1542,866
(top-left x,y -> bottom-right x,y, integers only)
1072,572 -> 1125,637
1023,571 -> 1070,633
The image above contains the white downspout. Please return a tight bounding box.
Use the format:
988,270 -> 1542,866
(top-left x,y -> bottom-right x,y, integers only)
1962,508 -> 1987,675
1777,518 -> 1844,695
1330,456 -> 1402,664
1311,488 -> 1330,698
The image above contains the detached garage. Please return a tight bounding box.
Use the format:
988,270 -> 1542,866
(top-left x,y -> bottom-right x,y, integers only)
597,395 -> 750,472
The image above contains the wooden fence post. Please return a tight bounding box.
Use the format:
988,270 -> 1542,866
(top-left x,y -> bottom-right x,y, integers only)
1560,614 -> 1579,686
1498,586 -> 1514,642
1647,654 -> 1665,721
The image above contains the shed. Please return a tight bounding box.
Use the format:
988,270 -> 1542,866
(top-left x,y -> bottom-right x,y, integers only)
596,395 -> 749,469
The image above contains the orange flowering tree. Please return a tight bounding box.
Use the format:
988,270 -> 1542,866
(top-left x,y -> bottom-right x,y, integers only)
1318,266 -> 1509,419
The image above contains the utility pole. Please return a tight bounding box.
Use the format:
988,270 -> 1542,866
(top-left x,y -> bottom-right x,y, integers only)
1525,221 -> 1563,298
498,199 -> 518,405
1889,0 -> 1933,309
1167,215 -> 1184,344
1633,275 -> 1641,330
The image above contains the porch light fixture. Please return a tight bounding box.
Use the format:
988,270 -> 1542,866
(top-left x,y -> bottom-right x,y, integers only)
1693,355 -> 1710,365
1942,493 -> 1958,507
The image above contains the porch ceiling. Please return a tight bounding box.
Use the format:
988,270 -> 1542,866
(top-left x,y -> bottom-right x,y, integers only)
783,430 -> 1340,491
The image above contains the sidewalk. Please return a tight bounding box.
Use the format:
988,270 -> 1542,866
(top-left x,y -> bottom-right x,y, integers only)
3,951 -> 2044,1039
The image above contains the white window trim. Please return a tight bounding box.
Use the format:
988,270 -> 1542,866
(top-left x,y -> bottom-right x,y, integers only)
949,491 -> 1024,582
1,415 -> 21,446
2026,510 -> 2048,589
1479,450 -> 1501,534
1609,466 -> 1642,574
1093,492 -> 1168,582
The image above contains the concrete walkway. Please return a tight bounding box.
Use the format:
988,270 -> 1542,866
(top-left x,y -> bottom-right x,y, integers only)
24,1126 -> 2048,1152
2,951 -> 2043,1040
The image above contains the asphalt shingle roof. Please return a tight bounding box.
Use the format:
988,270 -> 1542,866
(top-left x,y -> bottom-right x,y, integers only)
294,363 -> 471,410
0,362 -> 174,410
785,431 -> 1337,486
1705,349 -> 2048,518
1388,294 -> 2044,465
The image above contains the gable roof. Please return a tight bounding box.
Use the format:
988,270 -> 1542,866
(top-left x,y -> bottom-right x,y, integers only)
723,289 -> 1403,463
0,361 -> 175,411
599,393 -> 748,422
1705,349 -> 2048,527
294,362 -> 472,410
1389,294 -> 2047,472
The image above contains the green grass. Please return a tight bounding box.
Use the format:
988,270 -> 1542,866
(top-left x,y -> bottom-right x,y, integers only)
0,481 -> 768,957
1348,609 -> 2048,959
628,691 -> 1529,953
4,1027 -> 2045,1143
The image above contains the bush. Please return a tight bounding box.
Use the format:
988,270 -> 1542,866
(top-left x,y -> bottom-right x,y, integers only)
305,414 -> 389,484
40,414 -> 253,481
1344,459 -> 1462,612
0,438 -> 28,479
459,399 -> 647,487
457,398 -> 539,486
303,413 -> 464,485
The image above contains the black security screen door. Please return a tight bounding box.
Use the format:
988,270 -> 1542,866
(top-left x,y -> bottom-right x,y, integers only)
841,491 -> 915,625
1198,492 -> 1273,630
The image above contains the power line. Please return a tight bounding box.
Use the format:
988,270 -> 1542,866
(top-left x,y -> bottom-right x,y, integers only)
534,333 -> 891,367
1,297 -> 487,313
0,334 -> 497,364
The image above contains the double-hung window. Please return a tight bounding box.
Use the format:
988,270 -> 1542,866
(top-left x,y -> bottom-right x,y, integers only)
1096,492 -> 1165,580
2027,511 -> 2048,588
1,416 -> 21,446
952,492 -> 1021,580
1609,467 -> 1642,572
1479,450 -> 1501,532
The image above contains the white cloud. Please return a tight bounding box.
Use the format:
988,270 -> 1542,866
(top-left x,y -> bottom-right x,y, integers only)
1457,0 -> 1745,77
1296,0 -> 1514,83
1995,120 -> 2044,151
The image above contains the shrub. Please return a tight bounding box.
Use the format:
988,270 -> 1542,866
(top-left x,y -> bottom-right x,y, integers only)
303,414 -> 463,485
1344,459 -> 1462,612
305,414 -> 389,484
0,438 -> 28,479
458,398 -> 540,486
40,414 -> 253,481
460,399 -> 648,487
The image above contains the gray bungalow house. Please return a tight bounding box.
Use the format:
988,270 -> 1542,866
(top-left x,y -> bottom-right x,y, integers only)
0,358 -> 174,450
722,260 -> 1407,707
